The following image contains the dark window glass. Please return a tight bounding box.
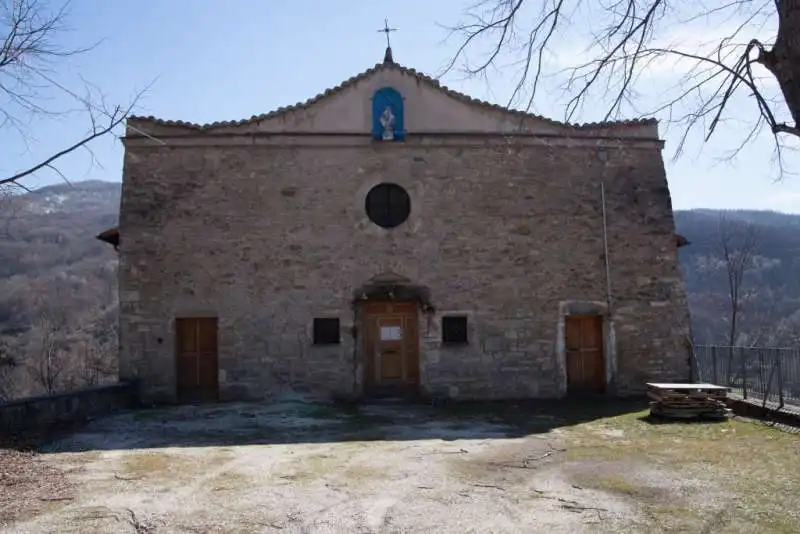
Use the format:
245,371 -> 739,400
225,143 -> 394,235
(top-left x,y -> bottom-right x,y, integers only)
365,183 -> 411,228
442,316 -> 468,344
313,318 -> 340,345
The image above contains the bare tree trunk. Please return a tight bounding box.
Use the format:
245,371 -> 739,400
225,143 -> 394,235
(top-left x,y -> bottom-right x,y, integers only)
26,313 -> 67,396
717,215 -> 759,382
764,0 -> 800,134
0,338 -> 15,402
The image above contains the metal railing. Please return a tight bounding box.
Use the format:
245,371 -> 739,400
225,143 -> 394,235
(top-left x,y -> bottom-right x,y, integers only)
693,345 -> 800,409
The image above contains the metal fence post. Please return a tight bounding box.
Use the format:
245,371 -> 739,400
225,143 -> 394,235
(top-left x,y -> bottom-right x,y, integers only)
687,344 -> 800,407
712,346 -> 718,385
741,346 -> 748,400
778,350 -> 785,409
762,348 -> 772,408
758,348 -> 765,402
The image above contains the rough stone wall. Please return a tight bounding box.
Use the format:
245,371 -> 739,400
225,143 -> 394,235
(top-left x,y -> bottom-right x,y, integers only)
118,137 -> 691,403
0,383 -> 135,435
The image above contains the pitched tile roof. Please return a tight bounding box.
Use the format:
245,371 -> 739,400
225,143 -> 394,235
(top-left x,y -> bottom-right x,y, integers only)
129,60 -> 657,132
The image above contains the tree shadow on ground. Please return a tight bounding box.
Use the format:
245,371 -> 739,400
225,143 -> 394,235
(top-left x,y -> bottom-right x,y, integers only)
28,397 -> 652,454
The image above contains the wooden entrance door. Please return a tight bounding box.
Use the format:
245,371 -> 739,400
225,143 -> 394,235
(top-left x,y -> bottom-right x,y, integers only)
565,315 -> 605,394
363,302 -> 419,396
175,317 -> 219,403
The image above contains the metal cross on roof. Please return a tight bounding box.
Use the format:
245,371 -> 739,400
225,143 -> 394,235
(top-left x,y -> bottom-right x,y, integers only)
377,18 -> 398,48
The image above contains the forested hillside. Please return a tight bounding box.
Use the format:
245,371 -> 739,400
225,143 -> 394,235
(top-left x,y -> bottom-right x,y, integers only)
0,181 -> 119,401
0,180 -> 798,401
676,209 -> 800,346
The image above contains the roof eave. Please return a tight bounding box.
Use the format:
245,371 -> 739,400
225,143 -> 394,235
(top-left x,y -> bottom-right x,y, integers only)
127,61 -> 659,135
96,227 -> 119,250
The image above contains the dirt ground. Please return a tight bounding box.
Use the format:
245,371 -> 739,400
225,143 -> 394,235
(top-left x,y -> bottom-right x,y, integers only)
2,398 -> 800,533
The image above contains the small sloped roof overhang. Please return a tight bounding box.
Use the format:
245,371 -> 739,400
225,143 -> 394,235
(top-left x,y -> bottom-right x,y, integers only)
96,227 -> 119,250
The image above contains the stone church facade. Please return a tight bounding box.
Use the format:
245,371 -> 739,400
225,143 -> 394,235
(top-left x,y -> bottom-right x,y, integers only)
102,49 -> 692,404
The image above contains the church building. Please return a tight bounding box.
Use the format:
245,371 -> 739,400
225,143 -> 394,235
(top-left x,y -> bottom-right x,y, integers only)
100,44 -> 693,404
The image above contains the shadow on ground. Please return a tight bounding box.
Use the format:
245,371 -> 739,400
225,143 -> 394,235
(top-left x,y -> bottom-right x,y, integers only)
637,414 -> 728,426
35,397 -> 650,454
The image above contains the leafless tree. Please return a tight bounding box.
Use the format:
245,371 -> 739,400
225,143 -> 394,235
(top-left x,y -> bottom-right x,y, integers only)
0,0 -> 145,191
75,337 -> 116,387
716,215 -> 758,381
443,0 -> 799,168
718,215 -> 759,347
0,184 -> 26,237
26,311 -> 67,395
739,294 -> 783,347
0,337 -> 16,402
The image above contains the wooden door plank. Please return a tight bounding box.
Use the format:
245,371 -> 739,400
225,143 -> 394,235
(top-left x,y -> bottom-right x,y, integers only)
406,314 -> 419,383
565,315 -> 605,394
364,316 -> 375,390
361,302 -> 420,395
565,317 -> 582,351
175,317 -> 219,402
377,317 -> 404,382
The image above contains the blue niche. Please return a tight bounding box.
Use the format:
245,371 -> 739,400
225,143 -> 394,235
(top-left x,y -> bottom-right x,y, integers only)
372,87 -> 405,141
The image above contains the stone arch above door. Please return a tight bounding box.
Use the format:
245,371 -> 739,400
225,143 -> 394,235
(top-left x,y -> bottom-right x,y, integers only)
351,273 -> 434,312
369,271 -> 411,285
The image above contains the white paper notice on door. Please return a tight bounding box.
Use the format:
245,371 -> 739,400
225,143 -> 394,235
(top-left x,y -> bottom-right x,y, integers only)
380,326 -> 402,341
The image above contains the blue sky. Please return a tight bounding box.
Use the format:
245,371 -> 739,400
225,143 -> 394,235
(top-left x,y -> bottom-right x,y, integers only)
2,0 -> 799,212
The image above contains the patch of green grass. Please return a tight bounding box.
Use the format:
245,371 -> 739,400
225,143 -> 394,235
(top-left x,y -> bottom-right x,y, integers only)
120,449 -> 231,481
581,474 -> 660,499
272,453 -> 337,484
562,409 -> 800,532
121,452 -> 187,478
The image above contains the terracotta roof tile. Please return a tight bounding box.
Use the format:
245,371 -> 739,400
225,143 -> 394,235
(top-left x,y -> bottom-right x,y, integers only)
129,62 -> 657,132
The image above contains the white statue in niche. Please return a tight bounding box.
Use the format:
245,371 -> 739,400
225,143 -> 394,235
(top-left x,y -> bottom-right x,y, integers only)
379,106 -> 395,140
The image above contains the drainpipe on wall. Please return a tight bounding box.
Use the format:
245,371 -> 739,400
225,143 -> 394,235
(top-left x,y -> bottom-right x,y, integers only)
351,309 -> 359,400
598,150 -> 614,313
600,180 -> 613,311
599,150 -> 617,393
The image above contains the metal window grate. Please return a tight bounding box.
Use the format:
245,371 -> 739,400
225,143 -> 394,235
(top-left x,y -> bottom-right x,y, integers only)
442,316 -> 468,344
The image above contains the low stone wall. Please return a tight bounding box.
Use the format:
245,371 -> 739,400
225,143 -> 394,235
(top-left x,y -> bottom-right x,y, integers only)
0,382 -> 135,436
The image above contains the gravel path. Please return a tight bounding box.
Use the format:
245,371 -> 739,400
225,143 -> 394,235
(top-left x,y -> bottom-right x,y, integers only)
4,399 -> 792,533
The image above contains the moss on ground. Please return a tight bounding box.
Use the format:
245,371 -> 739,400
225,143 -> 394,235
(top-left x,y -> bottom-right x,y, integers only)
561,410 -> 800,533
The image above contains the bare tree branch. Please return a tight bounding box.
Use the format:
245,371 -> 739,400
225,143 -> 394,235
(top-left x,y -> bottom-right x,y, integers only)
717,214 -> 759,347
0,0 -> 146,189
26,311 -> 67,395
0,103 -> 128,187
715,214 -> 759,382
442,0 -> 799,172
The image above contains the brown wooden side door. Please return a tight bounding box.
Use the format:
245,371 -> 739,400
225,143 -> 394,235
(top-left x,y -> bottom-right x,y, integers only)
565,315 -> 605,394
175,317 -> 219,403
363,302 -> 419,395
